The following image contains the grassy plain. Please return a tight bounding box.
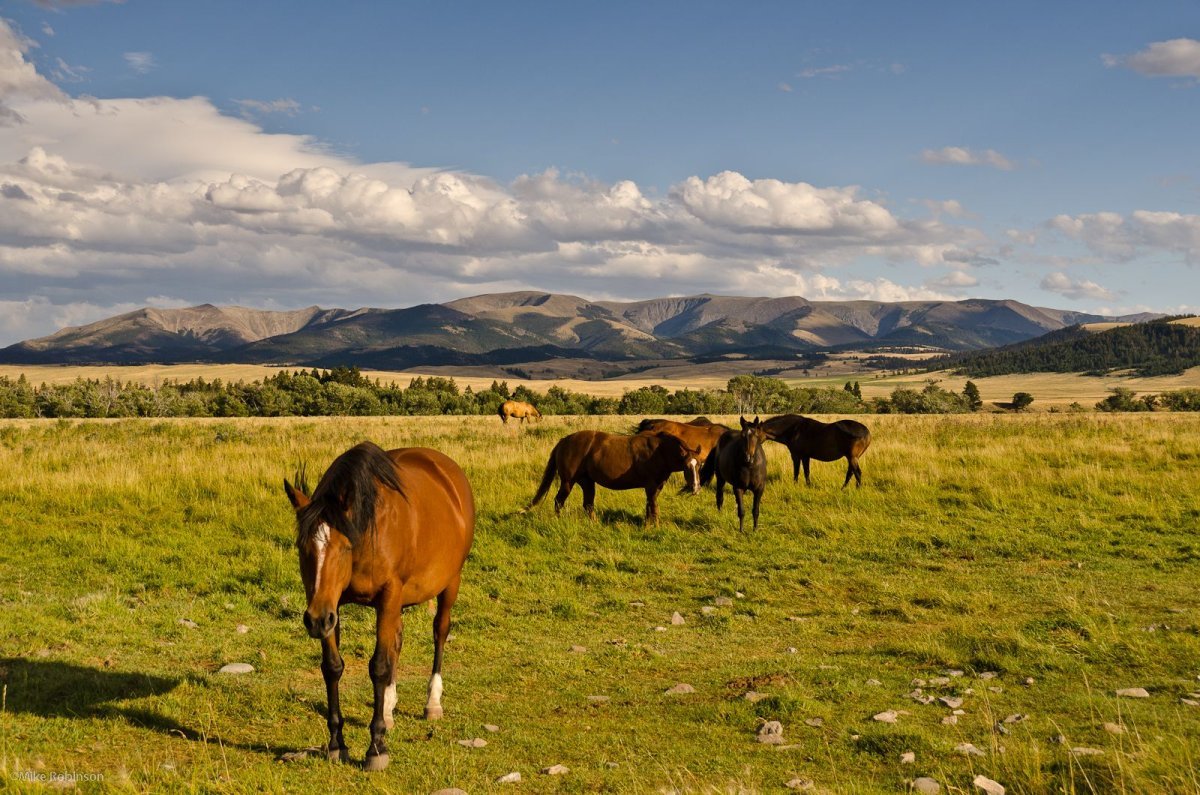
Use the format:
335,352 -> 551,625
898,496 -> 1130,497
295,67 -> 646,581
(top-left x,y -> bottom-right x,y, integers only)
3,363 -> 1199,407
1,414 -> 1200,793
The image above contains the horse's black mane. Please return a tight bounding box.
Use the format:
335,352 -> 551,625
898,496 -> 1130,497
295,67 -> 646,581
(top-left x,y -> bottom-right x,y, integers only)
297,441 -> 404,548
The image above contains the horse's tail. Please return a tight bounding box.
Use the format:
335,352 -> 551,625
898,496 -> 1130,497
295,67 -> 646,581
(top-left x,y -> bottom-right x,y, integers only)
497,403 -> 508,423
635,418 -> 659,434
698,445 -> 719,487
523,441 -> 560,511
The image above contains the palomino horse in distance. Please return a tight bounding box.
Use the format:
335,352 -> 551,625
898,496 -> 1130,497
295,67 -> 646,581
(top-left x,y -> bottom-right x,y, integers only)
636,418 -> 730,492
498,400 -> 542,424
700,416 -> 768,532
761,414 -> 872,488
524,430 -> 701,524
284,441 -> 475,772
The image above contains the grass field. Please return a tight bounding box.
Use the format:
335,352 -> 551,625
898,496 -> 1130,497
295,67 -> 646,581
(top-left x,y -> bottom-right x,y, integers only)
3,363 -> 1199,408
2,414 -> 1200,793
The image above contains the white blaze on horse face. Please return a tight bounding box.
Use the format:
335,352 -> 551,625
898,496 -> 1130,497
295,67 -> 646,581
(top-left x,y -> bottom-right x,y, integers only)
687,458 -> 700,492
312,522 -> 331,589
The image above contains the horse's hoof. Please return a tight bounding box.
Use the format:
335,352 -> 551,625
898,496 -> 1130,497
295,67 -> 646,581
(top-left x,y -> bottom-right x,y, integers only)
364,753 -> 390,772
326,747 -> 345,763
424,705 -> 444,720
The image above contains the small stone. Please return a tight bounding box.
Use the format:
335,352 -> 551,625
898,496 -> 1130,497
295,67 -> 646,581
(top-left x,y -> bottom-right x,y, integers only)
605,762 -> 618,768
456,738 -> 487,748
1116,687 -> 1150,698
979,671 -> 998,680
973,775 -> 1005,795
911,678 -> 927,688
995,723 -> 1009,736
1181,698 -> 1200,707
866,678 -> 882,687
235,624 -> 249,634
956,742 -> 985,757
432,790 -> 468,795
1103,722 -> 1124,734
1050,734 -> 1066,744
701,606 -> 717,616
939,696 -> 963,709
671,611 -> 685,625
785,646 -> 798,654
900,751 -> 915,764
587,695 -> 610,703
715,596 -> 734,607
218,663 -> 254,674
277,747 -> 320,762
483,724 -> 500,733
946,669 -> 964,677
804,717 -> 824,728
570,645 -> 587,653
1071,747 -> 1104,756
629,601 -> 645,608
1003,714 -> 1026,724
1023,677 -> 1035,686
785,779 -> 814,790
912,777 -> 941,795
929,676 -> 951,687
873,710 -> 899,723
178,618 -> 198,629
757,721 -> 785,744
496,772 -> 522,784
744,690 -> 767,702
665,683 -> 695,695
735,591 -> 745,598
952,709 -> 966,715
654,626 -> 668,632
541,764 -> 569,776
941,715 -> 958,725
787,616 -> 807,622
988,686 -> 1003,694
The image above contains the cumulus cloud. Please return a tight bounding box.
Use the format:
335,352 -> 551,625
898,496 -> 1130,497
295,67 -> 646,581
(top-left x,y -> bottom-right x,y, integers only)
0,20 -> 67,125
123,51 -> 155,74
928,270 -> 979,290
1040,271 -> 1116,301
1104,38 -> 1200,78
920,146 -> 1015,170
1048,210 -> 1200,263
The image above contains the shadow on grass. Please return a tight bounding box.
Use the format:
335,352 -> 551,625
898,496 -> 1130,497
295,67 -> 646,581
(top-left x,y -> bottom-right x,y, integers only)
0,658 -> 281,758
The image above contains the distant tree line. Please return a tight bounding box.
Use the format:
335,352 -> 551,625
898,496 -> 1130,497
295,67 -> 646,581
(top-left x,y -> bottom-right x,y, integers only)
944,318 -> 1200,378
2,369 -> 1198,419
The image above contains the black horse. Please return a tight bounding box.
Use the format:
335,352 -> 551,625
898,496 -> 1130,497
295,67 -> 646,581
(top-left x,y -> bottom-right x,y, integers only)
699,416 -> 768,531
761,414 -> 871,488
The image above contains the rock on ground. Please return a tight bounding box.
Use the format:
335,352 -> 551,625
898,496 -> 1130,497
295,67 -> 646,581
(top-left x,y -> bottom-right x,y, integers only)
955,742 -> 985,757
496,772 -> 521,784
431,790 -> 468,795
912,778 -> 941,795
218,663 -> 254,674
1116,687 -> 1150,698
483,724 -> 500,732
757,721 -> 785,744
541,764 -> 569,775
671,611 -> 686,625
715,596 -> 734,606
1071,747 -> 1104,756
785,779 -> 814,790
744,690 -> 767,702
873,710 -> 899,723
665,683 -> 695,695
456,738 -> 487,748
1103,722 -> 1124,734
973,775 -> 1005,794
570,645 -> 588,653
900,751 -> 915,764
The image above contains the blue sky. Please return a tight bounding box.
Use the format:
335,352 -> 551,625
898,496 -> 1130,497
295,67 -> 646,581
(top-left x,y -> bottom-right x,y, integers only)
0,0 -> 1198,343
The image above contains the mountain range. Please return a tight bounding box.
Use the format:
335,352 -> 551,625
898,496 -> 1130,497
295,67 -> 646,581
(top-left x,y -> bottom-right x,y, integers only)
0,292 -> 1160,375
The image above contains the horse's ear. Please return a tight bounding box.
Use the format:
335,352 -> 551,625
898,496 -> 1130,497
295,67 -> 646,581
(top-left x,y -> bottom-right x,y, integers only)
753,416 -> 761,426
284,479 -> 310,509
740,416 -> 749,429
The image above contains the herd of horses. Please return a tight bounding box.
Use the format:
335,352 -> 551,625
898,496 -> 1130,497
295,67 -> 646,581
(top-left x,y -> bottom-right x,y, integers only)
281,412 -> 870,770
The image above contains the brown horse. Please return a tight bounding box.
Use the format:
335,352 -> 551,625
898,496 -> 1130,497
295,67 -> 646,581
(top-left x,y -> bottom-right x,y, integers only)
524,430 -> 701,524
636,418 -> 730,490
700,416 -> 768,531
761,414 -> 871,488
498,400 -> 542,424
284,441 -> 475,772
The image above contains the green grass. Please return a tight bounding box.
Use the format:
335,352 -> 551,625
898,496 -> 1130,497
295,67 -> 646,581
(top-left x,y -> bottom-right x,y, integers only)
1,414 -> 1199,793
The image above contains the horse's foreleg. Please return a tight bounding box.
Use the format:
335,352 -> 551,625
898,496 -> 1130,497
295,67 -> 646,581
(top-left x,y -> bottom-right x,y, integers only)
320,620 -> 346,762
580,480 -> 597,521
751,488 -> 762,531
366,594 -> 404,772
802,457 -> 812,486
644,483 -> 663,526
715,475 -> 725,510
734,488 -> 745,532
790,449 -> 802,483
426,575 -> 461,720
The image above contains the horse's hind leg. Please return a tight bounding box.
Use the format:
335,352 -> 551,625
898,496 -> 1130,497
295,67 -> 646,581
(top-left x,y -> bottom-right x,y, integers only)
320,620 -> 347,761
366,593 -> 404,772
790,449 -> 802,483
734,488 -> 745,532
715,474 -> 725,510
553,478 -> 574,515
842,457 -> 857,489
580,480 -> 597,520
802,457 -> 812,486
851,457 -> 863,488
426,574 -> 461,720
751,488 -> 762,531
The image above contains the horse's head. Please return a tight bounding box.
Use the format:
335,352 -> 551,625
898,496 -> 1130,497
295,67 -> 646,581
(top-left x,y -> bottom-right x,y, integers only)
285,479 -> 352,640
739,416 -> 766,466
657,433 -> 703,494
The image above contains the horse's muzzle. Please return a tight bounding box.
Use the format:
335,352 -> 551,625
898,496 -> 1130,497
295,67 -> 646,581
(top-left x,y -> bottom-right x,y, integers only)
303,610 -> 337,639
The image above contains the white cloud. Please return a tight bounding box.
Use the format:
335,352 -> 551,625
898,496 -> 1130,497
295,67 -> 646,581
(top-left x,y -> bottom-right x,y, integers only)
920,146 -> 1015,171
233,97 -> 302,119
41,23 -> 55,37
1104,38 -> 1200,78
0,20 -> 66,126
777,81 -> 793,93
51,57 -> 89,83
928,269 -> 979,290
1040,271 -> 1116,301
1048,210 -> 1200,263
798,64 -> 852,79
123,51 -> 155,74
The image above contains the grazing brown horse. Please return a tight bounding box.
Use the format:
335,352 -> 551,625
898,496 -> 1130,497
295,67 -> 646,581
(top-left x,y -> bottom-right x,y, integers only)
498,400 -> 542,424
524,430 -> 700,524
636,418 -> 730,491
700,416 -> 768,531
284,441 -> 475,772
761,414 -> 871,488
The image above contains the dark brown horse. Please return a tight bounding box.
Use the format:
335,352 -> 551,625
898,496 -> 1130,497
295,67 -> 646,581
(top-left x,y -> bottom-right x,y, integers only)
284,441 -> 475,772
761,414 -> 871,488
636,418 -> 730,491
524,430 -> 700,524
498,400 -> 542,424
700,416 -> 768,531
